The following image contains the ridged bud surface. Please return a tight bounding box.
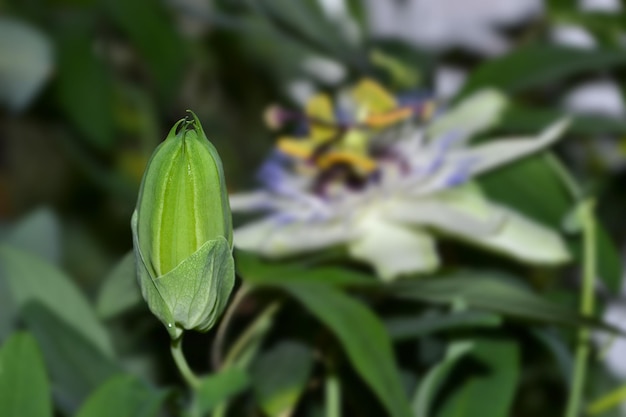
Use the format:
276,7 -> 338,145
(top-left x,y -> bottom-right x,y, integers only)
131,112 -> 234,339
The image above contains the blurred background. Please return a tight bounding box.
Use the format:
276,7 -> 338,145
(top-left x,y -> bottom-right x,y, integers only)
2,0 -> 626,415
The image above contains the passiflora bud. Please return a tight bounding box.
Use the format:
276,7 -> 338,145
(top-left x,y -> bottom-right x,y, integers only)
131,111 -> 234,339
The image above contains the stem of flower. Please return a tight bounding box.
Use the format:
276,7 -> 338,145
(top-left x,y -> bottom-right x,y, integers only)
325,371 -> 341,417
545,154 -> 582,199
211,283 -> 253,370
222,301 -> 281,369
564,200 -> 596,417
171,335 -> 201,390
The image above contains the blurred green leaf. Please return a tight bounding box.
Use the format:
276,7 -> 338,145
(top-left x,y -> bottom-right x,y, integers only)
195,367 -> 249,415
500,104 -> 626,136
531,328 -> 573,384
0,245 -> 114,356
478,153 -> 572,227
385,311 -> 502,342
345,0 -> 367,31
236,250 -> 376,287
284,282 -> 412,417
0,332 -> 52,417
459,45 -> 626,97
75,374 -> 167,417
250,0 -> 366,71
22,303 -> 121,414
552,11 -> 626,47
96,251 -> 142,319
54,19 -> 115,150
104,0 -> 186,99
6,208 -> 60,264
435,338 -> 519,417
479,153 -> 622,293
479,152 -> 616,292
587,383 -> 626,416
251,340 -> 314,417
586,366 -> 623,417
391,272 -> 613,330
412,341 -> 474,417
0,267 -> 16,339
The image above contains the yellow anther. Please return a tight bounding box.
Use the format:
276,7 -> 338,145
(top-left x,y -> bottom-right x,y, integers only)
317,151 -> 377,174
352,78 -> 398,113
364,107 -> 413,128
306,93 -> 337,142
277,138 -> 315,160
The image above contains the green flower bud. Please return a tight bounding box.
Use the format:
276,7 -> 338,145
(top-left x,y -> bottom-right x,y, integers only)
131,111 -> 234,339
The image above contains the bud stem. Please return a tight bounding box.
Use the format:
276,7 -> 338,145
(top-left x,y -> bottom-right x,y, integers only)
211,283 -> 253,370
171,335 -> 201,390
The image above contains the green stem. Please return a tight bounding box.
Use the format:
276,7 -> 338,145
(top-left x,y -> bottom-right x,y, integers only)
171,335 -> 201,390
211,283 -> 253,370
545,153 -> 583,199
325,372 -> 341,417
564,200 -> 596,417
222,301 -> 281,369
212,301 -> 281,417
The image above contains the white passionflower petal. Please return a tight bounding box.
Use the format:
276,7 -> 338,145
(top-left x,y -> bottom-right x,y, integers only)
458,204 -> 571,264
427,89 -> 507,140
229,191 -> 274,212
233,83 -> 571,280
387,183 -> 504,236
234,217 -> 353,257
348,211 -> 440,281
452,118 -> 570,176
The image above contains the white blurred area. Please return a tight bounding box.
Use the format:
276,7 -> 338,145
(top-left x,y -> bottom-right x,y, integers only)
361,0 -> 625,109
366,0 -> 543,56
0,18 -> 53,112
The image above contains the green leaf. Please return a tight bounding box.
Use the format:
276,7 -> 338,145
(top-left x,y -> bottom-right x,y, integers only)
570,224 -> 623,294
22,303 -> 121,414
75,375 -> 167,417
479,154 -> 622,293
104,0 -> 185,99
459,45 -> 626,97
6,208 -> 60,264
251,341 -> 315,417
391,272 -> 611,330
0,245 -> 114,357
531,328 -> 573,384
412,341 -> 474,417
54,18 -> 115,150
284,282 -> 412,417
478,153 -> 572,227
195,367 -> 249,415
435,338 -> 520,417
500,104 -> 626,136
385,311 -> 502,342
250,0 -> 367,71
587,383 -> 626,416
0,332 -> 52,417
235,250 -> 376,287
96,251 -> 142,319
0,265 -> 15,339
478,150 -> 620,294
